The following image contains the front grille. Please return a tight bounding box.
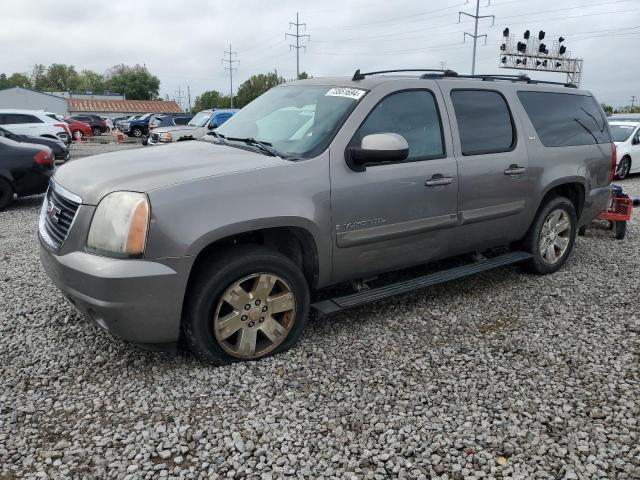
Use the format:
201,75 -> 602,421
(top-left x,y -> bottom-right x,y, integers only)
40,185 -> 80,249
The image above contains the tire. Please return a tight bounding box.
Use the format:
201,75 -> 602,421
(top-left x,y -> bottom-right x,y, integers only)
0,177 -> 15,211
521,196 -> 577,274
131,127 -> 143,138
183,246 -> 310,365
615,221 -> 627,240
72,130 -> 83,140
617,157 -> 631,180
92,127 -> 101,136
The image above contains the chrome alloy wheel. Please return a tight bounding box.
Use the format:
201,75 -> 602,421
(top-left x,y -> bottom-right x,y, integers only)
213,273 -> 296,359
539,208 -> 572,265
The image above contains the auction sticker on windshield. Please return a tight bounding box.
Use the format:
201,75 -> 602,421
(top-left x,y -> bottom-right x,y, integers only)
325,87 -> 366,100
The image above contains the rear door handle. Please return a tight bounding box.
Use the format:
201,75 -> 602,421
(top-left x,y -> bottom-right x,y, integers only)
425,174 -> 454,187
504,164 -> 526,176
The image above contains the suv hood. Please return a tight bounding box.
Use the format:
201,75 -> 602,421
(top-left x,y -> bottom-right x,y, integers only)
53,141 -> 285,205
152,125 -> 198,134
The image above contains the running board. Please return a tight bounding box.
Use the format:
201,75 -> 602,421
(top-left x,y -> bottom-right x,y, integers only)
311,251 -> 532,315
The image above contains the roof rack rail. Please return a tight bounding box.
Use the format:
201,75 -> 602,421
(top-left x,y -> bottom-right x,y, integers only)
352,68 -> 459,81
439,73 -> 577,88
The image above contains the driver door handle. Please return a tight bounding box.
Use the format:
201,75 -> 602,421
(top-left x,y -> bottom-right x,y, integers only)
504,164 -> 526,176
425,174 -> 454,187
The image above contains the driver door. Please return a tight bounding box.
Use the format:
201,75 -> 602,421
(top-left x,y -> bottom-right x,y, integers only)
329,84 -> 460,283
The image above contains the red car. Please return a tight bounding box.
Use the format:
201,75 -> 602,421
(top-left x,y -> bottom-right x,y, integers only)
64,117 -> 93,140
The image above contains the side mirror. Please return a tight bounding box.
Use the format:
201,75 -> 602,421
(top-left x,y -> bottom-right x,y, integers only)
633,136 -> 640,145
346,133 -> 409,171
208,122 -> 218,130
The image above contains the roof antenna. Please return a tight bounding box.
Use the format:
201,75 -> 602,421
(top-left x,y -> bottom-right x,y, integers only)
352,69 -> 365,81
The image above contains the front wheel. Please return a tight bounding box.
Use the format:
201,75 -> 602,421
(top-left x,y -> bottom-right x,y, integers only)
522,196 -> 577,274
615,221 -> 627,240
72,130 -> 84,140
131,127 -> 143,138
92,127 -> 101,136
183,246 -> 310,364
617,157 -> 631,180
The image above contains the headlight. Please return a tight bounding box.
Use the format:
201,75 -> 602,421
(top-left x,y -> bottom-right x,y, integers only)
160,132 -> 173,142
86,192 -> 150,258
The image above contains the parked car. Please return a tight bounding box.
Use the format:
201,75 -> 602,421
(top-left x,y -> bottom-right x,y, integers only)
147,109 -> 237,145
148,114 -> 194,131
0,126 -> 69,163
0,109 -> 70,144
112,116 -> 133,129
46,113 -> 93,141
39,71 -> 613,364
69,114 -> 108,136
0,135 -> 54,210
609,120 -> 640,179
122,113 -> 156,138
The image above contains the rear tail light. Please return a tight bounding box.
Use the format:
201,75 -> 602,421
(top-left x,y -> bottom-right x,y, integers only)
34,150 -> 54,167
609,143 -> 617,183
54,123 -> 71,136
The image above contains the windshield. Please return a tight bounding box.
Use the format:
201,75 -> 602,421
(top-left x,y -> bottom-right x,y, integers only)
609,124 -> 637,142
216,85 -> 366,159
189,111 -> 212,127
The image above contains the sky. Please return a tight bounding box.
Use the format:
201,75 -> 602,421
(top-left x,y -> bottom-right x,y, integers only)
1,0 -> 638,108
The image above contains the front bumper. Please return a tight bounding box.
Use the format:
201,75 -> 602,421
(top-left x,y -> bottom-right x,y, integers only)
580,185 -> 612,226
39,241 -> 192,345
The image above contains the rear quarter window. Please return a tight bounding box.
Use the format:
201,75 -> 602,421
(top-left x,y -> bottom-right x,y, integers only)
517,91 -> 611,147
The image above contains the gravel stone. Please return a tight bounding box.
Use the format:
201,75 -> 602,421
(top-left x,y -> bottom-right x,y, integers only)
1,178 -> 639,479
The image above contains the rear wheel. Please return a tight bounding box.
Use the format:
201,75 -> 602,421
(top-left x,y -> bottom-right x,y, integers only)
615,221 -> 627,240
131,127 -> 143,138
617,157 -> 631,180
72,130 -> 83,140
92,127 -> 101,136
183,246 -> 310,364
0,177 -> 15,211
522,196 -> 577,274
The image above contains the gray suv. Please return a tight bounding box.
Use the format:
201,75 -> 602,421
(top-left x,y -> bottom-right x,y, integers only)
39,70 -> 614,364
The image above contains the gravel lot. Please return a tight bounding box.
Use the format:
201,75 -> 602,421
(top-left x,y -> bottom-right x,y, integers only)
1,177 -> 639,480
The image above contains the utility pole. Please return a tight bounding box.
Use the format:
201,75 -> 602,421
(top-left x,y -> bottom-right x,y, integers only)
631,95 -> 637,108
286,12 -> 310,79
222,44 -> 238,108
175,86 -> 183,110
459,0 -> 495,75
187,85 -> 191,112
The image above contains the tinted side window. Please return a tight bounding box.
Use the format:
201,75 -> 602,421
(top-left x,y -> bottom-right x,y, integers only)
3,114 -> 34,124
451,90 -> 515,155
353,90 -> 444,161
518,92 -> 610,147
174,117 -> 190,125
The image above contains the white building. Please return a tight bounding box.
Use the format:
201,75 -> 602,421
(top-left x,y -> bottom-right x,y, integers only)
0,87 -> 68,115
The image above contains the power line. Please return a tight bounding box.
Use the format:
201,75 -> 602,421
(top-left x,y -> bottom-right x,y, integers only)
221,44 -> 238,109
460,0 -> 495,75
286,12 -> 310,79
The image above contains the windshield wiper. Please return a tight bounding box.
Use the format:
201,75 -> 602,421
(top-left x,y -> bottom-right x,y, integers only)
223,136 -> 280,157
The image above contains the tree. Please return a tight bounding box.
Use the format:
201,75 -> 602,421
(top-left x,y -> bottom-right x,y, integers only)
192,90 -> 231,112
105,64 -> 160,100
8,73 -> 31,88
601,103 -> 613,114
46,64 -> 80,91
77,69 -> 105,92
0,74 -> 9,90
298,71 -> 311,80
31,64 -> 48,90
235,72 -> 285,108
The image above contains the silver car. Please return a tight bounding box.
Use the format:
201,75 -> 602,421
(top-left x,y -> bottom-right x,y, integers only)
39,70 -> 613,364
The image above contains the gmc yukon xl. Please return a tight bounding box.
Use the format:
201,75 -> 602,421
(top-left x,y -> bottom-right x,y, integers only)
39,70 -> 614,364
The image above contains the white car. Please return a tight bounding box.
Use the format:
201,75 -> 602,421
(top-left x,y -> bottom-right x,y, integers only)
0,109 -> 70,144
147,109 -> 237,145
609,120 -> 640,179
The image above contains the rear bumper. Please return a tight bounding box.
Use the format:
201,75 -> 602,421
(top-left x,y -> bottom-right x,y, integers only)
580,185 -> 612,226
39,241 -> 192,346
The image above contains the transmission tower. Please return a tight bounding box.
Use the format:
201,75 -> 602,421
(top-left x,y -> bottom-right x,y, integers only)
286,12 -> 310,79
222,44 -> 239,108
459,0 -> 495,75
